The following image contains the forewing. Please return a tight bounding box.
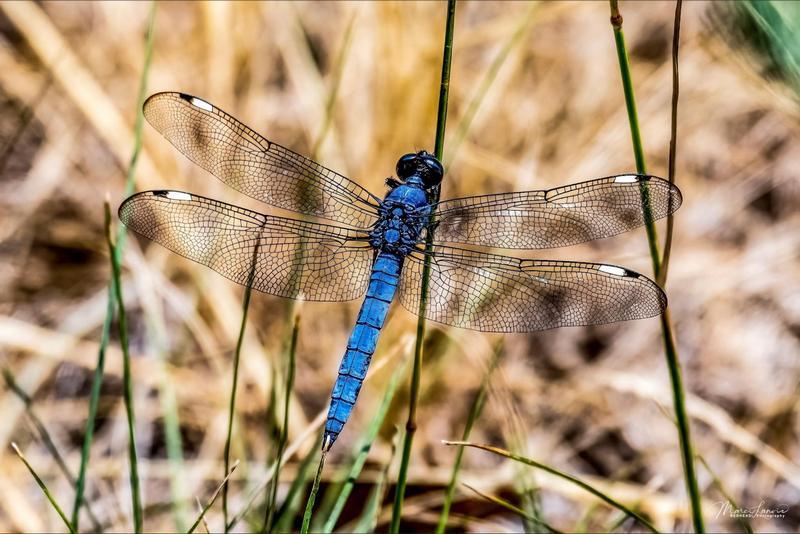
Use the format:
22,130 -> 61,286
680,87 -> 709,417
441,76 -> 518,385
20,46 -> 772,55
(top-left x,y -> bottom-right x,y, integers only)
119,191 -> 373,301
428,175 -> 682,249
143,92 -> 380,227
398,245 -> 666,333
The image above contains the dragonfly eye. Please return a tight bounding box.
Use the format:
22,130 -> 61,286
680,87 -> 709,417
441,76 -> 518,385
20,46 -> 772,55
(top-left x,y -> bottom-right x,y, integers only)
395,152 -> 444,188
419,153 -> 444,188
396,153 -> 419,180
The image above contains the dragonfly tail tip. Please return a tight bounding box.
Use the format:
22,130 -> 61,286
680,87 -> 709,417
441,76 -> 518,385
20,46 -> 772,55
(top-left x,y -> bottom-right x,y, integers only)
322,432 -> 337,452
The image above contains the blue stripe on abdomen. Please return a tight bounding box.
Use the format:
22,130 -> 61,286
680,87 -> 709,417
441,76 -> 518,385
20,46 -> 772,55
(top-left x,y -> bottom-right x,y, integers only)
323,252 -> 402,449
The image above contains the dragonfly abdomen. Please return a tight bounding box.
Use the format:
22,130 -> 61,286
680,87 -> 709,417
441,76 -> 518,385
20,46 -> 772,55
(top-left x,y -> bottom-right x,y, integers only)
323,252 -> 403,450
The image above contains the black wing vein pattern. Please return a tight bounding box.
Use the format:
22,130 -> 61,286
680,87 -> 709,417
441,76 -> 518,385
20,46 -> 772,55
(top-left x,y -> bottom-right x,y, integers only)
398,245 -> 667,333
119,191 -> 373,302
425,175 -> 682,249
143,92 -> 379,228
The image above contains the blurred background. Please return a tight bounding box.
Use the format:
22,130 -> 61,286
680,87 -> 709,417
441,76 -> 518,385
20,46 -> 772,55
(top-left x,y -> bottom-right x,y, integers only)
1,1 -> 799,532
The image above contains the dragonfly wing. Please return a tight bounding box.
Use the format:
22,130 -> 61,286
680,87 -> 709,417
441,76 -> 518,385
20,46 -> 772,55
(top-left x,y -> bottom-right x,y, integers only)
398,245 -> 666,333
427,175 -> 681,249
143,92 -> 380,228
119,190 -> 374,301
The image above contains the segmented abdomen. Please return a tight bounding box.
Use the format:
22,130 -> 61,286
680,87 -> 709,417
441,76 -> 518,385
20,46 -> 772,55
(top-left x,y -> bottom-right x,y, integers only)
323,252 -> 403,449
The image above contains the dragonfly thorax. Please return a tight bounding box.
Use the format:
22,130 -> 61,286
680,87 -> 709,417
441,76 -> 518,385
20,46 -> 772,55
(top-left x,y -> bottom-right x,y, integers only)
370,186 -> 430,256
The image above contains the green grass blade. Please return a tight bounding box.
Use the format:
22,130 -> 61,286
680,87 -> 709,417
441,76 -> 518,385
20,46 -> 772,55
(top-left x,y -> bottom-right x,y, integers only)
273,445 -> 320,532
230,349 -> 393,533
607,2 -> 703,532
462,483 -> 559,533
697,456 -> 753,534
187,460 -> 240,534
160,375 -> 187,531
71,4 -> 156,531
352,427 -> 401,533
391,2 -> 456,533
263,312 -> 300,533
708,1 -> 800,99
2,369 -> 102,531
443,441 -> 659,534
322,353 -> 410,532
300,445 -> 328,534
193,498 -> 211,534
105,200 -> 143,533
223,223 -> 264,531
436,342 -> 503,533
221,286 -> 251,531
12,443 -> 76,534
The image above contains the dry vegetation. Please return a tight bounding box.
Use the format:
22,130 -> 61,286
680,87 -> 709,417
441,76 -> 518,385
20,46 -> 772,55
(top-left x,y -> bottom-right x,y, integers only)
0,1 -> 799,532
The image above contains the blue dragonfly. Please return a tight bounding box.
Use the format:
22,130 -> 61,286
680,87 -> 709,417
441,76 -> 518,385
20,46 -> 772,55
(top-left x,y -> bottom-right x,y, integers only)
119,92 -> 682,450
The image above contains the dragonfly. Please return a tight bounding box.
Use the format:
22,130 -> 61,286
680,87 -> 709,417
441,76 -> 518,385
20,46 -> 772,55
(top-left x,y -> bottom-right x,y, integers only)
119,92 -> 682,450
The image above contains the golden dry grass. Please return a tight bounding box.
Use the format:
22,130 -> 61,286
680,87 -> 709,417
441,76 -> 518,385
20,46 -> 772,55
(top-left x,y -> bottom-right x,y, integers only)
0,1 -> 799,532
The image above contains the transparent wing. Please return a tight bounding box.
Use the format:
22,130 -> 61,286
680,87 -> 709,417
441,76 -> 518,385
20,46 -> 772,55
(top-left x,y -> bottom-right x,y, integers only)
398,245 -> 666,333
422,175 -> 681,249
119,190 -> 374,301
143,92 -> 380,227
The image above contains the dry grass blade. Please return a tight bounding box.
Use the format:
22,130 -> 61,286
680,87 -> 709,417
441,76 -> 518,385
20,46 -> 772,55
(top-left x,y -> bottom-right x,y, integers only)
443,1 -> 538,167
658,0 -> 682,287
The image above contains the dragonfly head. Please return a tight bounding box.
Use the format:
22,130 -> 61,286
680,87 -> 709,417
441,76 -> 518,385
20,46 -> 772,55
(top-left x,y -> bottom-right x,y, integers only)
396,151 -> 443,190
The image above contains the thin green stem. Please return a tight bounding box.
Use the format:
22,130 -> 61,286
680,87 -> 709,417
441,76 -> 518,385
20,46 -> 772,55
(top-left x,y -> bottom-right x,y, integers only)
273,445 -> 319,532
12,443 -> 76,534
222,232 -> 261,531
462,483 -> 558,533
187,461 -> 239,534
105,201 -> 143,533
445,441 -> 659,534
433,2 -> 456,160
300,447 -> 327,534
390,3 -> 456,533
436,342 -> 503,533
352,427 -> 401,533
263,313 -> 299,533
609,4 -> 660,275
72,4 -> 155,530
608,2 -> 703,532
2,369 -> 102,531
